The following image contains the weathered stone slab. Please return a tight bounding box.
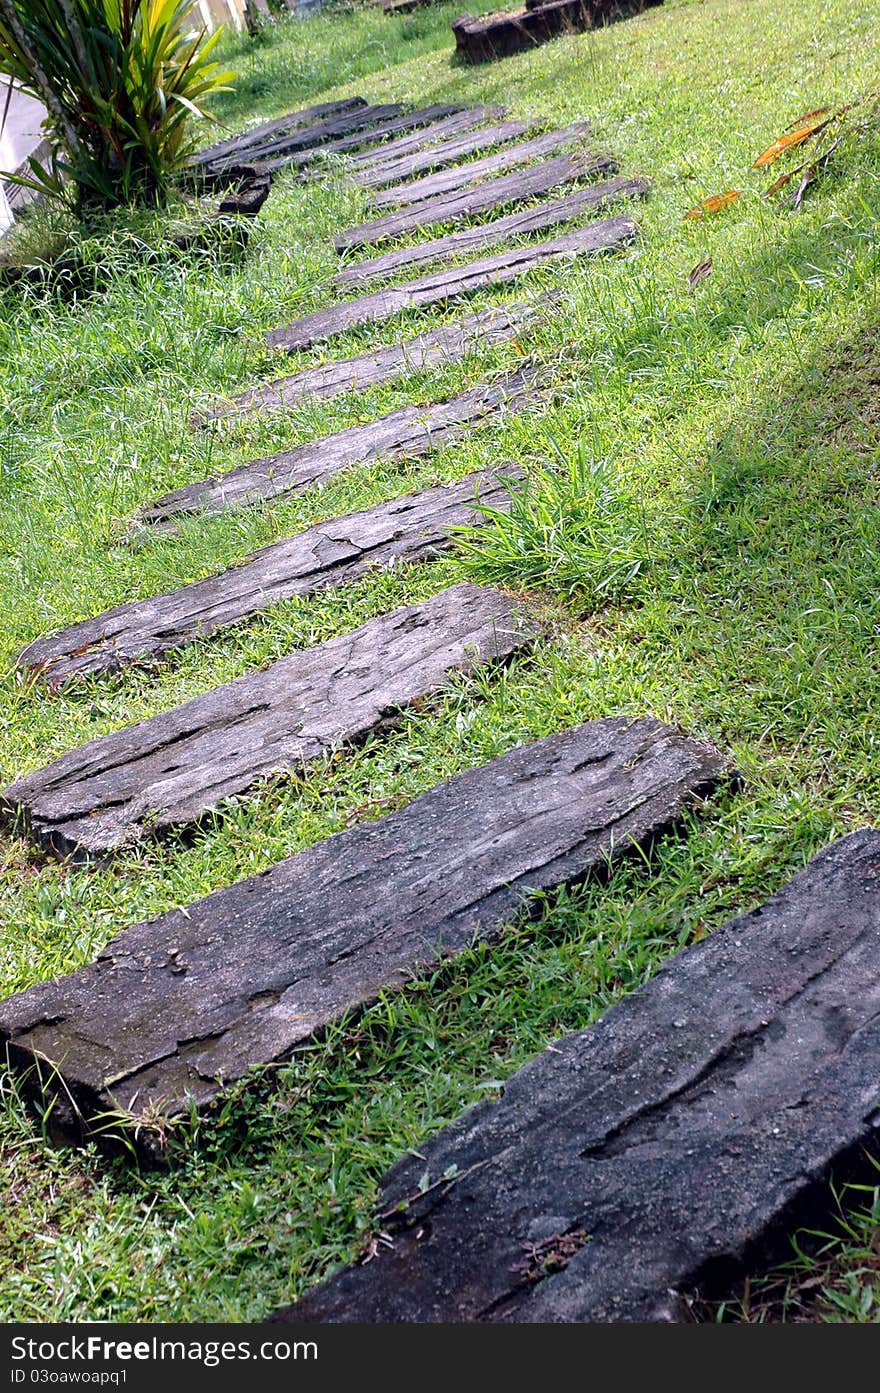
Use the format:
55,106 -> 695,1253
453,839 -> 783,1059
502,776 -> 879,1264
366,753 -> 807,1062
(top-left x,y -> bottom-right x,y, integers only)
1,584 -> 538,861
0,718 -> 730,1149
336,149 -> 616,251
336,177 -> 648,287
278,830 -> 880,1324
217,171 -> 273,218
195,301 -> 538,425
354,119 -> 536,190
452,0 -> 591,62
190,98 -> 368,170
207,103 -> 407,175
264,105 -> 469,175
367,122 -> 593,209
20,470 -> 519,688
452,0 -> 661,64
345,108 -> 506,172
268,216 -> 637,350
141,367 -> 538,529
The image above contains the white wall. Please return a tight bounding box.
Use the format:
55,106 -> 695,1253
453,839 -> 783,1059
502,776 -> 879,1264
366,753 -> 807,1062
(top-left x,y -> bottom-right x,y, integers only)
194,0 -> 248,31
0,182 -> 13,235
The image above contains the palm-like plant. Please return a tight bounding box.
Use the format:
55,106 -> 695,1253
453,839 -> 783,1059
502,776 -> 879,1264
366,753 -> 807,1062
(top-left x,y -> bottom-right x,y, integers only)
0,1 -> 234,212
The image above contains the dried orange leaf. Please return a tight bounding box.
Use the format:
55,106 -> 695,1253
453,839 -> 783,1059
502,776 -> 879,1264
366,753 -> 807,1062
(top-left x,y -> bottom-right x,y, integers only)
763,165 -> 803,198
784,106 -> 830,131
687,258 -> 713,291
683,190 -> 742,220
752,118 -> 830,168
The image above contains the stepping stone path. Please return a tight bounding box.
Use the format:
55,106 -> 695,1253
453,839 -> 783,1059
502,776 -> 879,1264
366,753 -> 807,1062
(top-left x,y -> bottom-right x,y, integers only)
139,367 -> 538,530
335,176 -> 648,288
20,470 -> 520,688
343,108 -> 508,171
193,101 -> 509,185
193,301 -> 537,425
189,97 -> 369,170
280,830 -> 880,1324
195,101 -> 409,178
365,122 -> 595,209
352,118 -> 537,191
452,0 -> 662,65
260,105 -> 471,177
267,218 -> 637,350
7,88 -> 857,1319
0,719 -> 730,1154
1,584 -> 537,860
336,146 -> 617,251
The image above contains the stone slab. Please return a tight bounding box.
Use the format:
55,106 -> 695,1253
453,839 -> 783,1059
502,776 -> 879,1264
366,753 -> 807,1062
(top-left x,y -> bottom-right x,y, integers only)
0,718 -> 729,1150
2,584 -> 537,859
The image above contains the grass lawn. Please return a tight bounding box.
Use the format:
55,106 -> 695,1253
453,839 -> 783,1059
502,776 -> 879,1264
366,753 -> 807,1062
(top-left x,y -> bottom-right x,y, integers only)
1,0 -> 879,1323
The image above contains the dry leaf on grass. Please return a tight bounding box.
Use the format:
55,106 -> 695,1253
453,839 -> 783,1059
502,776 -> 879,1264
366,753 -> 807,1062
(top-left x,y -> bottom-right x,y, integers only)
683,190 -> 741,219
687,259 -> 713,291
763,165 -> 804,198
784,106 -> 830,131
763,136 -> 844,202
752,117 -> 831,167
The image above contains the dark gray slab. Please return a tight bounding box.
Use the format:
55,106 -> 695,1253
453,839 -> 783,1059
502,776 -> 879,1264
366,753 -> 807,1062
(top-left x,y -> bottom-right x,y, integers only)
0,718 -> 730,1149
336,177 -> 649,287
336,149 -> 617,250
453,0 -> 593,62
268,216 -> 637,350
369,122 -> 594,209
354,119 -> 536,190
279,830 -> 880,1324
452,0 -> 662,63
345,108 -> 506,172
190,98 -> 368,169
141,367 -> 538,530
195,301 -> 539,425
1,584 -> 537,860
264,105 -> 469,174
20,470 -> 519,688
203,104 -> 406,177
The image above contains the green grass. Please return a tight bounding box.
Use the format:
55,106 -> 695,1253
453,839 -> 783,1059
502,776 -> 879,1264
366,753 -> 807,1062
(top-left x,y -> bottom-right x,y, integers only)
710,1162 -> 880,1323
1,0 -> 879,1322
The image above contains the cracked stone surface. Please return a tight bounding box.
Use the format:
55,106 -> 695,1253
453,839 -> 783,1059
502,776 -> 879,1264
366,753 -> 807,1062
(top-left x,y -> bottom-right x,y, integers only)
343,108 -> 507,172
336,178 -> 649,288
336,147 -> 617,251
19,470 -> 521,688
138,368 -> 538,530
190,98 -> 368,169
352,118 -> 535,191
279,831 -> 880,1324
365,123 -> 593,209
267,217 -> 637,351
194,302 -> 539,425
2,584 -> 539,858
0,718 -> 730,1152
